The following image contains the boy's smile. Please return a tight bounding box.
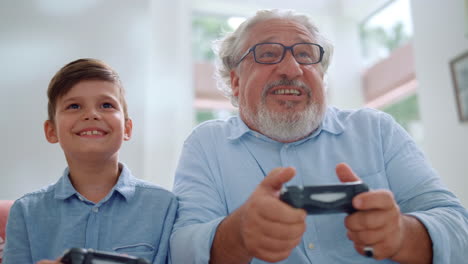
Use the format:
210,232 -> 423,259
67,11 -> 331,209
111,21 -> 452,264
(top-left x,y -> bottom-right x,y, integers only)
76,127 -> 109,137
44,80 -> 132,162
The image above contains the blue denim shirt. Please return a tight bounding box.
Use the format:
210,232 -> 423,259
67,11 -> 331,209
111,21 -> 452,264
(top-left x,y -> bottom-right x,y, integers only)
4,163 -> 177,264
170,107 -> 468,264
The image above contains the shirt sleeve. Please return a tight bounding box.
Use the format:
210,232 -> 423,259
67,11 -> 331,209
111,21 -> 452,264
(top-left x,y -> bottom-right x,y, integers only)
3,200 -> 34,264
153,195 -> 178,264
170,132 -> 227,264
379,112 -> 468,263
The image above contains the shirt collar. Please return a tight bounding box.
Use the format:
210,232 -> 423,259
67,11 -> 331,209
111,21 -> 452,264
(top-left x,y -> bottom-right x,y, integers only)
54,163 -> 136,202
226,115 -> 252,140
227,106 -> 345,142
54,167 -> 77,200
113,163 -> 136,201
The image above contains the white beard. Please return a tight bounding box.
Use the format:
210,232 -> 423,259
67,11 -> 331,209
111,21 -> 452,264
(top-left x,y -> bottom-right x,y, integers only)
241,99 -> 326,142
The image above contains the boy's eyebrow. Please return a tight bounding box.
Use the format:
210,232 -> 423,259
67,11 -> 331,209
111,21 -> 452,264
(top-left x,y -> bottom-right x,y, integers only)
60,96 -> 80,104
97,94 -> 120,102
60,94 -> 120,103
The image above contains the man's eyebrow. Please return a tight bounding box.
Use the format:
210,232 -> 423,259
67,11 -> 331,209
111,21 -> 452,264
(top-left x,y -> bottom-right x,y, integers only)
258,36 -> 277,43
256,37 -> 315,44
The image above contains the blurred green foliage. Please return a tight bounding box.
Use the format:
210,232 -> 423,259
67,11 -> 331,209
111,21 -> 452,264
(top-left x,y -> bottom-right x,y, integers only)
382,94 -> 420,132
192,15 -> 234,61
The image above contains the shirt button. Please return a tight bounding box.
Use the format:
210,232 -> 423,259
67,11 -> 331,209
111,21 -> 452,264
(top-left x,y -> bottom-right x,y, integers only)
92,207 -> 99,213
308,243 -> 315,250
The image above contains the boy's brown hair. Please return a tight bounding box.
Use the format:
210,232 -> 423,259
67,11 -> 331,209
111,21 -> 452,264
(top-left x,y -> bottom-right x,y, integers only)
47,58 -> 128,122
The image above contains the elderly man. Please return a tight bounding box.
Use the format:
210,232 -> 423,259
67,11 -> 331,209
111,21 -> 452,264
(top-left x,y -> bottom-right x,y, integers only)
170,9 -> 468,264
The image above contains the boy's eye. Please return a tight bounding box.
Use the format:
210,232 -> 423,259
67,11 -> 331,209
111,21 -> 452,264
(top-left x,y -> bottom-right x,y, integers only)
67,104 -> 80,109
102,102 -> 114,109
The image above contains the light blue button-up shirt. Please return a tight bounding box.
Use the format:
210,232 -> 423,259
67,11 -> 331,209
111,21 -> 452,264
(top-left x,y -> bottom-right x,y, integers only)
171,107 -> 468,264
4,163 -> 177,264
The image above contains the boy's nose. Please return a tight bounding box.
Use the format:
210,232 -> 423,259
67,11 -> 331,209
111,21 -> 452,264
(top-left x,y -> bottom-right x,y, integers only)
83,110 -> 100,120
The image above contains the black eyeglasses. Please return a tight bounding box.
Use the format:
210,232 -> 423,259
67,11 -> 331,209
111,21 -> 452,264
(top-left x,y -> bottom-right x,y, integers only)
236,42 -> 324,66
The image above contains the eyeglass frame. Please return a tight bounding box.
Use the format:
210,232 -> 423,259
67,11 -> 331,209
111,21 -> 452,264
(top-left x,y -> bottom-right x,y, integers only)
235,42 -> 325,66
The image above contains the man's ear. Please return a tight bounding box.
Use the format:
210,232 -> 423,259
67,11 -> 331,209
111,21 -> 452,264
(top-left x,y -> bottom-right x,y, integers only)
124,118 -> 133,141
44,120 -> 59,143
230,70 -> 240,97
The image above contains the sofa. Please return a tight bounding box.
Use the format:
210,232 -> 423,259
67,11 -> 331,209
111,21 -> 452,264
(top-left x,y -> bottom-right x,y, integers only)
0,200 -> 14,263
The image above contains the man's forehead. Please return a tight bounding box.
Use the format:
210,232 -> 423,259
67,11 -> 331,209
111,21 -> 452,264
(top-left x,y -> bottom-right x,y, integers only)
245,19 -> 315,45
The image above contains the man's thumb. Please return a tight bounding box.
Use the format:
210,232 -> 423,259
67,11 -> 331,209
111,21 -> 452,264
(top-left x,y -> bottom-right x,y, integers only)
336,163 -> 361,183
261,167 -> 295,192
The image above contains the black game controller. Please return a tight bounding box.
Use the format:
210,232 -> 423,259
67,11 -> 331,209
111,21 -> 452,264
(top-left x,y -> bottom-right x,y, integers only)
280,182 -> 369,214
61,248 -> 150,264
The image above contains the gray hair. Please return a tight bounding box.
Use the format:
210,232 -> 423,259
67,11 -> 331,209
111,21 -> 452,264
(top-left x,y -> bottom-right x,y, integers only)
213,9 -> 334,106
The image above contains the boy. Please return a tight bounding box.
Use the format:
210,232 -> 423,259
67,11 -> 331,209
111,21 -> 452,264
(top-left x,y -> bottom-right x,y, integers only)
3,59 -> 177,264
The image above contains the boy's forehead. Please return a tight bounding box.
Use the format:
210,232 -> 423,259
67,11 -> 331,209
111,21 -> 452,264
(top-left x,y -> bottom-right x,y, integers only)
58,80 -> 121,102
65,80 -> 119,95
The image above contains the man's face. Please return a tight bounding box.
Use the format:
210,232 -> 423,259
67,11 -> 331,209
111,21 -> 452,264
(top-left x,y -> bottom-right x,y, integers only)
44,80 -> 132,162
231,19 -> 326,142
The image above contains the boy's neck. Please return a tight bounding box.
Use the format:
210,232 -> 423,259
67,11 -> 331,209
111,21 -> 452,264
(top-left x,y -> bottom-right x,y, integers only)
66,157 -> 121,203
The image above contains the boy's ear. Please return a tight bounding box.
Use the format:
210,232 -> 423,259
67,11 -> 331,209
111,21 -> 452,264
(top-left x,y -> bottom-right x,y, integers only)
124,118 -> 133,141
44,120 -> 59,143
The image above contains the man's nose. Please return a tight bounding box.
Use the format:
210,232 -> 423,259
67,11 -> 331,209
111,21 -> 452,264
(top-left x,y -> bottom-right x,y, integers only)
276,50 -> 303,79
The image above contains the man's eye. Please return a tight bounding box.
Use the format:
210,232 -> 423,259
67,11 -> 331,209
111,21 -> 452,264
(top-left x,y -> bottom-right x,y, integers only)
67,104 -> 80,109
102,102 -> 114,109
297,52 -> 312,58
259,51 -> 278,58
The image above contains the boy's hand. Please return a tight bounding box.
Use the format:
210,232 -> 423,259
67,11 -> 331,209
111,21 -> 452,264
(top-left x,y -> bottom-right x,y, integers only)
36,257 -> 63,264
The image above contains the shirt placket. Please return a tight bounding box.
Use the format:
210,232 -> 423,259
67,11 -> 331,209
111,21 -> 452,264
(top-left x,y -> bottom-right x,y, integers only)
280,143 -> 322,263
77,194 -> 101,249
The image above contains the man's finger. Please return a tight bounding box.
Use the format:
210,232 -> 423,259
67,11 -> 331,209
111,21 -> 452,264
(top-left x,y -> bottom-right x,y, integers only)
261,167 -> 296,192
353,190 -> 396,211
336,163 -> 361,183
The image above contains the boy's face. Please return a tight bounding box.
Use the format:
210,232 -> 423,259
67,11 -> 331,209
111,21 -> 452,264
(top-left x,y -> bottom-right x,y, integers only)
44,80 -> 132,161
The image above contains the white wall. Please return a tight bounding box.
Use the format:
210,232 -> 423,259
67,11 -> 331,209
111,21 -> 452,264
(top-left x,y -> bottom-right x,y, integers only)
325,15 -> 364,109
143,0 -> 194,191
0,0 -> 193,200
411,0 -> 468,206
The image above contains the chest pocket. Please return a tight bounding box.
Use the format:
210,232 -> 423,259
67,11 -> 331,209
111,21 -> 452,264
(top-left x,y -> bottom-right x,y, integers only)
358,169 -> 390,191
113,243 -> 155,262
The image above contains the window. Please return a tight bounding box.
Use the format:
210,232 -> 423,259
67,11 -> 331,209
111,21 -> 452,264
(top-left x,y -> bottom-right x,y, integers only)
360,0 -> 423,143
360,0 -> 413,67
381,94 -> 423,143
192,13 -> 244,124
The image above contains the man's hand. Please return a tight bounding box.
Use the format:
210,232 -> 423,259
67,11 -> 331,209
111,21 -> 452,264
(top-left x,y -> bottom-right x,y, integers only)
210,167 -> 307,264
336,163 -> 432,263
239,167 -> 307,262
336,163 -> 404,259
